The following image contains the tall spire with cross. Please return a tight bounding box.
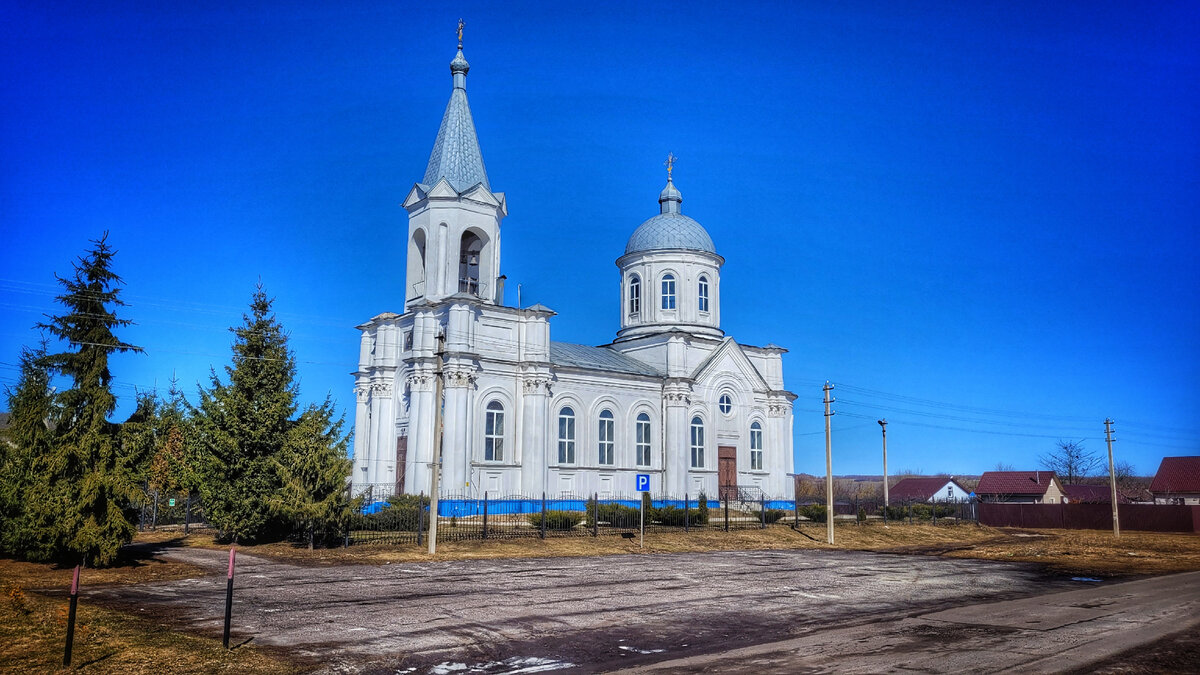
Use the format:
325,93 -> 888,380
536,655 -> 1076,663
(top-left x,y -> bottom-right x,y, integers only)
422,19 -> 490,192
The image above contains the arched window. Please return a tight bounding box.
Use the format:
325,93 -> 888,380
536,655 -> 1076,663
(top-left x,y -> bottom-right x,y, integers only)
598,409 -> 614,465
628,275 -> 641,315
484,401 -> 504,462
698,275 -> 709,312
459,231 -> 483,294
690,416 -> 705,468
636,413 -> 652,467
661,274 -> 676,310
750,421 -> 763,470
557,407 -> 576,464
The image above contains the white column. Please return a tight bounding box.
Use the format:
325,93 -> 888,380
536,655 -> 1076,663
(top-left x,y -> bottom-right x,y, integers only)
768,399 -> 791,497
520,375 -> 550,495
407,371 -> 436,495
352,384 -> 370,493
442,368 -> 474,494
664,385 -> 690,496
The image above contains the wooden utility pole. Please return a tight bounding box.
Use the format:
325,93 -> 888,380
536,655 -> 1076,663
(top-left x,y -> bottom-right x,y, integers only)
824,382 -> 835,545
428,333 -> 446,555
878,419 -> 889,507
1105,418 -> 1119,539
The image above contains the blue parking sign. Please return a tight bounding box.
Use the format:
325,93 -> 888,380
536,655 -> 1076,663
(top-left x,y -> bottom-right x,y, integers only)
636,474 -> 650,492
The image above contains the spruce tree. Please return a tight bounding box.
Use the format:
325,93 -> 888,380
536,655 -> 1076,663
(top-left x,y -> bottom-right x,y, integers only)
34,234 -> 143,566
195,284 -> 296,543
0,341 -> 55,555
268,397 -> 353,549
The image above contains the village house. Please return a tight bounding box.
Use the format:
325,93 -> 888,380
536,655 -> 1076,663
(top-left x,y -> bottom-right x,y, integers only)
1150,456 -> 1200,505
975,471 -> 1067,504
888,476 -> 972,503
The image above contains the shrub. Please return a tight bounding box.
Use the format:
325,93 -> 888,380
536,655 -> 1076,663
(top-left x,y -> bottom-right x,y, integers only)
763,509 -> 787,524
360,494 -> 429,532
799,504 -> 827,523
652,505 -> 690,526
697,491 -> 710,524
527,510 -> 584,530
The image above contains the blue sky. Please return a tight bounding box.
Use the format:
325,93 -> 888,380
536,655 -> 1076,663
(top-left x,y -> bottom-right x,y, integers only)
2,1 -> 1197,478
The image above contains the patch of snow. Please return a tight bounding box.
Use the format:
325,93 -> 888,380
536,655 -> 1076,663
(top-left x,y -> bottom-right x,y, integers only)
618,646 -> 665,655
429,657 -> 575,674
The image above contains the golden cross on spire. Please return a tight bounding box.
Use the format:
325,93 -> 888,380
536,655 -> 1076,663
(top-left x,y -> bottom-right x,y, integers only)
457,19 -> 464,49
665,152 -> 677,180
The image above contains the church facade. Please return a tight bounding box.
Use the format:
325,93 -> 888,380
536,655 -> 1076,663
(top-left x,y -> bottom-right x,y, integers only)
351,42 -> 796,500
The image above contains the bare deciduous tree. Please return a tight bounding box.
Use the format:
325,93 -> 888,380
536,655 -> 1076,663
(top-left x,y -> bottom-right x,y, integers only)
1040,440 -> 1101,485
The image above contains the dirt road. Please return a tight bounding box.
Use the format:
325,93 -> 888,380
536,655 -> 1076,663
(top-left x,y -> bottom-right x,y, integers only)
75,547 -> 1197,673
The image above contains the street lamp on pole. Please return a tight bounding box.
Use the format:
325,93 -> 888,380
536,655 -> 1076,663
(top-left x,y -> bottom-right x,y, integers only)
878,419 -> 888,508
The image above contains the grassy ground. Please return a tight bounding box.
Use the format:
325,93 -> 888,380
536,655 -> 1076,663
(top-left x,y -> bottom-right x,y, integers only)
2,523 -> 1197,673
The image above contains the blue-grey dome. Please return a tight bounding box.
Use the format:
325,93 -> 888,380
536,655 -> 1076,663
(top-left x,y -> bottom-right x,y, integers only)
624,179 -> 716,255
625,213 -> 716,255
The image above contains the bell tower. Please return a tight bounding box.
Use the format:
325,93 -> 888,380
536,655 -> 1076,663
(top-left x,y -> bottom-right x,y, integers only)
402,25 -> 507,309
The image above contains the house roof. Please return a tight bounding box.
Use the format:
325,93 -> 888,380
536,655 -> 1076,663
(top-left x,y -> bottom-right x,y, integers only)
1149,456 -> 1200,494
889,476 -> 967,502
1063,484 -> 1129,504
550,342 -> 663,377
975,471 -> 1060,496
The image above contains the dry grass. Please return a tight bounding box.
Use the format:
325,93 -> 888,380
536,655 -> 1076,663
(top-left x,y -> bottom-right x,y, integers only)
0,586 -> 292,674
939,528 -> 1200,577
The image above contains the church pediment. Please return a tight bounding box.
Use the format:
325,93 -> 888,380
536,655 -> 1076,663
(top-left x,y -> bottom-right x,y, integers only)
461,183 -> 500,207
427,178 -> 461,199
402,184 -> 428,209
689,338 -> 771,393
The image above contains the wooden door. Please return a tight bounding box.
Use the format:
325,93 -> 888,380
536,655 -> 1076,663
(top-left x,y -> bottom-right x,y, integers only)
395,436 -> 408,495
718,446 -> 737,500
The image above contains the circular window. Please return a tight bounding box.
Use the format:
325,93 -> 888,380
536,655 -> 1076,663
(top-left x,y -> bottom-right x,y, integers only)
718,394 -> 733,415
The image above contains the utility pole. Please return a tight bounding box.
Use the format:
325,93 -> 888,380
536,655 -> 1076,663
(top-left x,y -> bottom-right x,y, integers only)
878,419 -> 889,508
428,333 -> 446,555
1105,418 -> 1119,539
824,382 -> 835,545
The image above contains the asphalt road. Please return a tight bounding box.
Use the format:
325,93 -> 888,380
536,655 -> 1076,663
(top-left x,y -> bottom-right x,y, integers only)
76,546 -> 1200,673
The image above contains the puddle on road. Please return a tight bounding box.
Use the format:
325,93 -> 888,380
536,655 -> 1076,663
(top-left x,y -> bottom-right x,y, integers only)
1070,577 -> 1103,583
426,656 -> 574,674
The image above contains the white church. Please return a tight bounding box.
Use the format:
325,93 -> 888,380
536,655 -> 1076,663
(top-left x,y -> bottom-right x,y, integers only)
351,38 -> 796,500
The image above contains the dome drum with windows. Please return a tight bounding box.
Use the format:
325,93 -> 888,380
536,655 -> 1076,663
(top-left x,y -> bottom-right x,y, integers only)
616,174 -> 724,341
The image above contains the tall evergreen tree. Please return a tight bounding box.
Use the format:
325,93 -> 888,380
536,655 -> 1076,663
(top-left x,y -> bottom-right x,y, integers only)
33,234 -> 143,566
148,377 -> 198,497
269,397 -> 353,549
195,284 -> 296,543
0,341 -> 55,555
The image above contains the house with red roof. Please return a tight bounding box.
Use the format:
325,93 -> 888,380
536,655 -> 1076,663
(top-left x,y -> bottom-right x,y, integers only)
888,476 -> 972,503
975,471 -> 1067,504
1062,483 -> 1129,504
1150,456 -> 1200,505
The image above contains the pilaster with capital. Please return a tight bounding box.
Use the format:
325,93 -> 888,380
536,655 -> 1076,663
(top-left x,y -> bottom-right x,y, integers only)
441,366 -> 476,493
519,372 -> 552,495
663,380 -> 693,495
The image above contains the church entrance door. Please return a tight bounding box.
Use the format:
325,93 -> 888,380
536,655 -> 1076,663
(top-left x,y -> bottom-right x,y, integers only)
718,446 -> 737,500
395,436 -> 408,495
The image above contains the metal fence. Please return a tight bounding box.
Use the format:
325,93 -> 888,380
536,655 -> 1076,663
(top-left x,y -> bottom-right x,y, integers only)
349,491 -> 798,546
136,489 -> 213,534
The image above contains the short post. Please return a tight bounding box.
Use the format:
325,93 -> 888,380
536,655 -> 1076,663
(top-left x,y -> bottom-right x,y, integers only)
760,494 -> 766,529
639,493 -> 645,548
416,492 -> 425,547
724,497 -> 730,532
482,492 -> 489,540
794,498 -> 799,527
592,493 -> 599,537
685,492 -> 690,533
222,548 -> 235,649
63,565 -> 80,666
540,492 -> 547,540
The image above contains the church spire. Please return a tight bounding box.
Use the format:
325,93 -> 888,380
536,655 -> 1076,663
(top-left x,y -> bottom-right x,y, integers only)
658,153 -> 682,214
422,20 -> 490,192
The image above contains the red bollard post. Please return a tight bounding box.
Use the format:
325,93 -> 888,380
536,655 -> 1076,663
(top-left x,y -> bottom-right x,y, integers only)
223,547 -> 236,648
63,565 -> 80,666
